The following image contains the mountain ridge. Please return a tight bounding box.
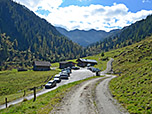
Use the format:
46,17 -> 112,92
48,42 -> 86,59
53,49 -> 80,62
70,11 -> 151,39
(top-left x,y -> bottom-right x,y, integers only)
86,14 -> 152,55
56,27 -> 120,47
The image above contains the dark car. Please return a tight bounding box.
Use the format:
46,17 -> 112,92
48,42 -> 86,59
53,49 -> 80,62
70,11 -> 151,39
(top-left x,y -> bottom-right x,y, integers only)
88,67 -> 101,72
60,72 -> 69,79
66,67 -> 72,73
45,80 -> 56,89
72,66 -> 80,70
87,67 -> 94,71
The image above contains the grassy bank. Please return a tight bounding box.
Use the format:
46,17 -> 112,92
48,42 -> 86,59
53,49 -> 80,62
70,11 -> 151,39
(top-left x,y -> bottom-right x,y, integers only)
108,36 -> 152,113
0,76 -> 101,114
0,69 -> 60,105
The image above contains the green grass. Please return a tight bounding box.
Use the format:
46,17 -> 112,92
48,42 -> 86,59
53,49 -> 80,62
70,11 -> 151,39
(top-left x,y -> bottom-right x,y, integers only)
108,36 -> 152,114
51,62 -> 59,68
0,69 -> 59,105
0,76 -> 102,114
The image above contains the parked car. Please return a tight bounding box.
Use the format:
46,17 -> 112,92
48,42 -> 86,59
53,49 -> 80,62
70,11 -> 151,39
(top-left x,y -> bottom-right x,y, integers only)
54,77 -> 61,83
88,67 -> 101,72
66,67 -> 72,73
87,67 -> 93,71
54,74 -> 61,79
45,80 -> 56,89
60,72 -> 69,79
62,67 -> 71,74
62,70 -> 70,77
71,66 -> 80,70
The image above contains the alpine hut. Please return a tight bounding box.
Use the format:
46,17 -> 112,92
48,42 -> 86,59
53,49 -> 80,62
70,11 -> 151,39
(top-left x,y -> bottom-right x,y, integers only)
33,61 -> 51,71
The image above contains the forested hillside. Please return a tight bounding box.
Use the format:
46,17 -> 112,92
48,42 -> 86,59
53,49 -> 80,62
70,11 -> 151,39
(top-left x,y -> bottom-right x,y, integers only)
86,15 -> 152,55
0,0 -> 85,70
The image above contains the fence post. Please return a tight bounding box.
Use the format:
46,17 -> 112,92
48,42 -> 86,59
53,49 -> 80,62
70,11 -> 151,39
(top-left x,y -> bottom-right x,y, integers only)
41,85 -> 43,89
5,98 -> 7,108
33,87 -> 36,102
23,90 -> 26,97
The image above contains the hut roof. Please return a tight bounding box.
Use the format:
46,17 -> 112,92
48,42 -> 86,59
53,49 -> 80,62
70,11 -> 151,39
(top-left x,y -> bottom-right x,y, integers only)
34,61 -> 51,67
77,58 -> 97,63
59,61 -> 75,64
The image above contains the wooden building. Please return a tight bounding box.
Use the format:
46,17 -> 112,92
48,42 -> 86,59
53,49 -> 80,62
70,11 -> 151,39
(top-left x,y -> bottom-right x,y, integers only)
59,61 -> 75,69
76,58 -> 97,67
33,61 -> 51,71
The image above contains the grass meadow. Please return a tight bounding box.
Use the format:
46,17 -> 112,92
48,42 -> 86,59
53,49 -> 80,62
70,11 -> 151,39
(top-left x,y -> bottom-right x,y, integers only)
0,69 -> 60,105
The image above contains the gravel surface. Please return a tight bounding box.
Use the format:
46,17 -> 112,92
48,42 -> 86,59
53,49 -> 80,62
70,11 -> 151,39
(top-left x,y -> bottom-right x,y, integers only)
95,75 -> 129,114
50,77 -> 104,114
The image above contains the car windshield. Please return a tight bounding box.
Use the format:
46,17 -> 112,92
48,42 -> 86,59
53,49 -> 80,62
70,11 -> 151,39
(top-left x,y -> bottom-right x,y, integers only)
54,78 -> 59,80
48,82 -> 52,84
55,76 -> 60,78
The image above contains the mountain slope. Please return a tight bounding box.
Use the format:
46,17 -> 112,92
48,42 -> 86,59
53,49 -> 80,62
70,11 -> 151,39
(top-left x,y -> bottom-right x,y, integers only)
0,0 -> 85,70
109,35 -> 152,114
56,27 -> 120,47
86,15 -> 152,55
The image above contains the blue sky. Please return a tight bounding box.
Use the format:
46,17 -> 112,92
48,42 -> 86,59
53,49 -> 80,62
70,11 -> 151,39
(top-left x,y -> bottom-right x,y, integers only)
61,0 -> 152,12
15,0 -> 152,31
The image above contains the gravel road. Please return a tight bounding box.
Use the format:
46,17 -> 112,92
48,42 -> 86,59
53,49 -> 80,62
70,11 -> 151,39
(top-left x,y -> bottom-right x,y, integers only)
50,58 -> 129,114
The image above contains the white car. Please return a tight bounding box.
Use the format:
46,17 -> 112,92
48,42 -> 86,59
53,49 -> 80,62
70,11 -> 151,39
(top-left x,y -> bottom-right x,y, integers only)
45,80 -> 56,89
60,72 -> 69,79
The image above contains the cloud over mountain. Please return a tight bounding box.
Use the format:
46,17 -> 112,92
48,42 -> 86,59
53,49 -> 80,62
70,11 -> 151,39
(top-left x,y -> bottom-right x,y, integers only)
14,0 -> 152,31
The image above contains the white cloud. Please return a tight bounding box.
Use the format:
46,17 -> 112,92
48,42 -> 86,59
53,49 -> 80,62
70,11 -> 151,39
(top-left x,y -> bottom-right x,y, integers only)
14,0 -> 152,32
45,3 -> 152,31
14,0 -> 63,11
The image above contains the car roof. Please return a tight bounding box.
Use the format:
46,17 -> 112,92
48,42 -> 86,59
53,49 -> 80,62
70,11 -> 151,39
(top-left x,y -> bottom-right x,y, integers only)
48,80 -> 54,83
55,74 -> 60,76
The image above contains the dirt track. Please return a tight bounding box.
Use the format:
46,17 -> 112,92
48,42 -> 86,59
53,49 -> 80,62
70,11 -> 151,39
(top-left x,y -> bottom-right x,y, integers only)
50,59 -> 129,114
50,77 -> 104,114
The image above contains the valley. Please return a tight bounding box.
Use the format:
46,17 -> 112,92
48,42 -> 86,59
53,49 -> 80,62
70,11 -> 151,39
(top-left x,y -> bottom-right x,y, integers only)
0,0 -> 152,114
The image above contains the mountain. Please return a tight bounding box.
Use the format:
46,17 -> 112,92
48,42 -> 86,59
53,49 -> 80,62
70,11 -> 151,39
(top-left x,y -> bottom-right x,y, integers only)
56,27 -> 120,47
86,15 -> 152,55
0,0 -> 85,70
